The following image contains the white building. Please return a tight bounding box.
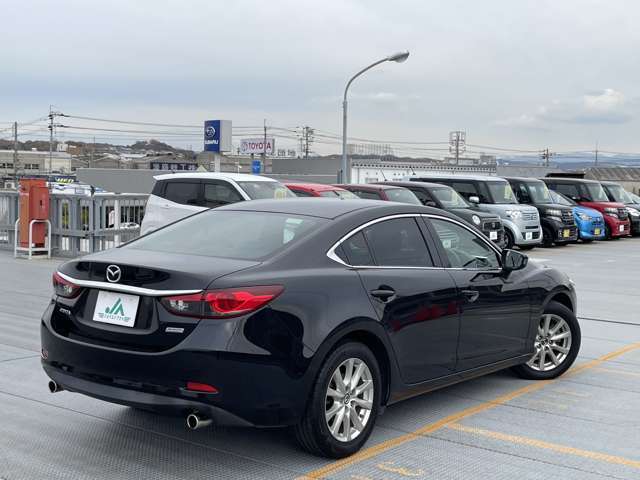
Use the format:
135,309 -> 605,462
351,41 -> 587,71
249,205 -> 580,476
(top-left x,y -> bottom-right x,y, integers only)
0,150 -> 73,174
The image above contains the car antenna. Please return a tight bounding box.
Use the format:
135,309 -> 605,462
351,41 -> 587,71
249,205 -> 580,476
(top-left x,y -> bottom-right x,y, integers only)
380,169 -> 387,181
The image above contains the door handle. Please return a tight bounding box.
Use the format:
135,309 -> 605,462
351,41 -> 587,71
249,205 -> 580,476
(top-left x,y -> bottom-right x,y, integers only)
370,288 -> 396,302
461,289 -> 480,303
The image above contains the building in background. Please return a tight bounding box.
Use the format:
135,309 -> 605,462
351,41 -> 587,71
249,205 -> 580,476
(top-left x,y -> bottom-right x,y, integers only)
0,150 -> 72,174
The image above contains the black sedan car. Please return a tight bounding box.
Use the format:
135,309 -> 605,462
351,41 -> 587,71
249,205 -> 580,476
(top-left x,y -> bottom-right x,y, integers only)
42,199 -> 580,458
373,181 -> 506,247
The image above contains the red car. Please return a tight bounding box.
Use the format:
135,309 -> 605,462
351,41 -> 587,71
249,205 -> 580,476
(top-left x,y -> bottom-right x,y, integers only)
542,177 -> 630,239
285,182 -> 359,199
335,184 -> 422,204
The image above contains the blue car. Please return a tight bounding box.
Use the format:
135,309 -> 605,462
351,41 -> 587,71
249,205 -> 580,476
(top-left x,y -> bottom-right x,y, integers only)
550,190 -> 605,242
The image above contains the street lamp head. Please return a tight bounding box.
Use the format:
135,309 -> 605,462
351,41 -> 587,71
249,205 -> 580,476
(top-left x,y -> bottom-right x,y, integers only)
387,51 -> 410,63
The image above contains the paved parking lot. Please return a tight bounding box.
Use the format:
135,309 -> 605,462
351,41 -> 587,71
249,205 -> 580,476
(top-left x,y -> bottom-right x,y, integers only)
1,240 -> 639,480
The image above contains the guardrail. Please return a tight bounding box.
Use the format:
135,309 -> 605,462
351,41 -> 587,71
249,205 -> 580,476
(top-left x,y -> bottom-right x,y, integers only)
0,190 -> 148,257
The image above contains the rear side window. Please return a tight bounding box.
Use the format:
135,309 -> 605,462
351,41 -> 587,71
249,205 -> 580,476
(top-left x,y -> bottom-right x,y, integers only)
340,232 -> 375,266
363,218 -> 433,267
164,181 -> 200,206
128,211 -> 324,260
203,181 -> 243,207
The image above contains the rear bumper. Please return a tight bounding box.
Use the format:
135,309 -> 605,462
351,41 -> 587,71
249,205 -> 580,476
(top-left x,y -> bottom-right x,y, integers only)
43,363 -> 252,426
40,306 -> 312,427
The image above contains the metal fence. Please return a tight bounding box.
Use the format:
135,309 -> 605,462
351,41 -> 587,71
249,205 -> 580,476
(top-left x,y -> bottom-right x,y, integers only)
0,190 -> 148,257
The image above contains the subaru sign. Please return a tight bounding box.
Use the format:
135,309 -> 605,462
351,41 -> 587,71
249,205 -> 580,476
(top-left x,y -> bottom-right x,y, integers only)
204,120 -> 232,152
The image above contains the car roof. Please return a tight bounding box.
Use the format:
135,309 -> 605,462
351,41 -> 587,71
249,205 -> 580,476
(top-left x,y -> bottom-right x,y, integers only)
215,198 -> 442,219
409,174 -> 507,182
503,177 -> 547,184
338,183 -> 404,191
599,180 -> 622,186
541,177 -> 600,184
153,172 -> 278,182
285,182 -> 344,192
375,180 -> 450,189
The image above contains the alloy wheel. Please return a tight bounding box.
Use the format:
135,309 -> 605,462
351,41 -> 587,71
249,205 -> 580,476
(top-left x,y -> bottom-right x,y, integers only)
324,358 -> 374,442
527,314 -> 572,371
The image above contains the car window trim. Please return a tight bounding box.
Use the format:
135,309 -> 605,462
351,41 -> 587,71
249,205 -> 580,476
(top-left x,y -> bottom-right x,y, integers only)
327,213 -> 503,271
421,215 -> 503,272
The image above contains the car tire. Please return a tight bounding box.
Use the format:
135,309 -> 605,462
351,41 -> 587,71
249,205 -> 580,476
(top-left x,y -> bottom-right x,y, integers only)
294,342 -> 381,458
519,245 -> 536,250
512,301 -> 581,380
581,238 -> 593,243
504,229 -> 515,249
556,242 -> 568,247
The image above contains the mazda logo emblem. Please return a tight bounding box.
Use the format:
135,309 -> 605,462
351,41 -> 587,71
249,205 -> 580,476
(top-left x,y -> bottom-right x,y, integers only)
106,265 -> 122,283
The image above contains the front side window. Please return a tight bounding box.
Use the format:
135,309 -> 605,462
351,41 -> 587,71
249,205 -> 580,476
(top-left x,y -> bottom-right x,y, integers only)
128,211 -> 324,260
525,182 -> 552,204
429,187 -> 469,209
550,190 -> 575,206
236,181 -> 294,200
203,182 -> 243,207
384,188 -> 422,205
430,218 -> 500,269
583,183 -> 609,202
515,183 -> 532,203
362,218 -> 433,267
450,181 -> 486,202
486,181 -> 517,204
553,183 -> 581,200
604,184 -> 631,203
164,181 -> 200,206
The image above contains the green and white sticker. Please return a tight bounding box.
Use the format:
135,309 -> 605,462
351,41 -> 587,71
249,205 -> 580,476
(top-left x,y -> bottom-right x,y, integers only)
93,291 -> 139,328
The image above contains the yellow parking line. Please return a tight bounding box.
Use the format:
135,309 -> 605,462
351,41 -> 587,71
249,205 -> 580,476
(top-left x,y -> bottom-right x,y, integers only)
447,423 -> 640,469
593,366 -> 640,378
297,342 -> 640,480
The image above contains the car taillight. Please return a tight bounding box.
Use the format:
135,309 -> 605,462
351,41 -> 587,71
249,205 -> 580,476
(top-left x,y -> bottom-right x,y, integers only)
160,285 -> 284,319
52,272 -> 81,298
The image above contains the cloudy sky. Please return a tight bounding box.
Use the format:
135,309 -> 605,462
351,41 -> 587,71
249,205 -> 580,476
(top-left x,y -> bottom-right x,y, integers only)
1,0 -> 639,156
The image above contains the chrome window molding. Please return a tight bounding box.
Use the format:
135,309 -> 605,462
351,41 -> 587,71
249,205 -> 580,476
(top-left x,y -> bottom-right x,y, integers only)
55,271 -> 202,297
326,213 -> 503,272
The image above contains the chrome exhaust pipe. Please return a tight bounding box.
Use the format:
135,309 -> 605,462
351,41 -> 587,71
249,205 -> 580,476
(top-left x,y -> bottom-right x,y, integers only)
186,412 -> 212,430
48,380 -> 63,393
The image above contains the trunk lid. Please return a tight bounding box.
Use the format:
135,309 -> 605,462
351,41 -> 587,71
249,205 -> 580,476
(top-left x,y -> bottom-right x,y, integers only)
52,249 -> 260,351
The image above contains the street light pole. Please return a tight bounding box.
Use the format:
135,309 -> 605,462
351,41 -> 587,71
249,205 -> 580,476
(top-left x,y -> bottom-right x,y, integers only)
340,51 -> 409,183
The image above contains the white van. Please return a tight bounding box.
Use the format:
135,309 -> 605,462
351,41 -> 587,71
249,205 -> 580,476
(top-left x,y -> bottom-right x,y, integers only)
140,173 -> 294,235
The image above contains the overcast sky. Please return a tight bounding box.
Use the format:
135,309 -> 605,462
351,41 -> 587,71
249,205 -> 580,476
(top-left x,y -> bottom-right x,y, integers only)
2,0 -> 639,155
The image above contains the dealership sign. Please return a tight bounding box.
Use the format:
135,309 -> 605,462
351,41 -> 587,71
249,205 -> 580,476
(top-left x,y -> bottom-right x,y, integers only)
204,120 -> 232,152
240,137 -> 276,155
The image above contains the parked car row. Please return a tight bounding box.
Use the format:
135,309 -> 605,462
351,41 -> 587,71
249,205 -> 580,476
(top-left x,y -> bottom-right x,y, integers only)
138,172 -> 639,254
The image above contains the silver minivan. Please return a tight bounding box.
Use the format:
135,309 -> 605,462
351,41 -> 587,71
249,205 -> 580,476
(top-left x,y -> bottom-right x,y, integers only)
409,175 -> 542,249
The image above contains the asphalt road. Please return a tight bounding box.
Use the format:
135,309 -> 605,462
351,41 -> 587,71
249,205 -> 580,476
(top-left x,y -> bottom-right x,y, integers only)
0,239 -> 639,480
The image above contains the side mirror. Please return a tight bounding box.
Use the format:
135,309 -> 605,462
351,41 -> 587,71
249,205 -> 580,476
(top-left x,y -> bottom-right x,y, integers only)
423,200 -> 437,207
502,249 -> 528,272
469,195 -> 480,204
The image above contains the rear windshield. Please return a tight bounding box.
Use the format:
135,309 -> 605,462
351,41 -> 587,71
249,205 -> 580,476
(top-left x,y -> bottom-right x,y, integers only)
236,181 -> 295,200
385,188 -> 422,205
486,181 -> 517,204
605,184 -> 631,203
430,187 -> 469,208
127,211 -> 324,260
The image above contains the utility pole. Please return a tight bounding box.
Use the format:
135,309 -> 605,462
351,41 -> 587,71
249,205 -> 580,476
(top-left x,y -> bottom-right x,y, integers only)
13,121 -> 18,178
541,148 -> 553,167
262,119 -> 267,170
297,126 -> 314,160
449,131 -> 466,165
595,141 -> 599,166
48,106 -> 54,173
91,136 -> 95,168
